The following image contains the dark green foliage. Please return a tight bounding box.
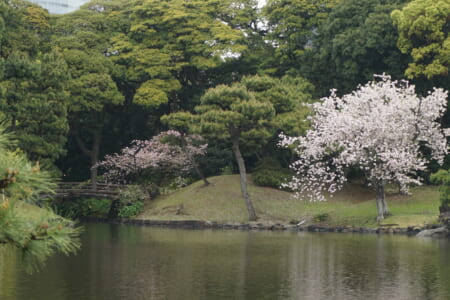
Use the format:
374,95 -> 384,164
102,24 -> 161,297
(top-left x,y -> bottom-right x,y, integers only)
391,0 -> 450,128
430,170 -> 450,206
346,166 -> 366,182
0,0 -> 50,57
52,7 -> 125,185
314,212 -> 330,222
115,185 -> 147,218
263,0 -> 338,75
195,75 -> 313,148
302,0 -> 410,96
111,0 -> 247,110
252,157 -> 292,189
197,145 -> 234,178
117,201 -> 143,218
54,198 -> 112,219
0,51 -> 70,166
0,2 -> 69,166
392,0 -> 450,80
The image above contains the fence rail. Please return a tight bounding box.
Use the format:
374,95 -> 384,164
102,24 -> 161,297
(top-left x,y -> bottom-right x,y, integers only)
52,182 -> 123,200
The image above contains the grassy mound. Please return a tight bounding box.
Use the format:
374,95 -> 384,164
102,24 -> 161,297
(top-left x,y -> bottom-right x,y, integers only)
137,175 -> 441,228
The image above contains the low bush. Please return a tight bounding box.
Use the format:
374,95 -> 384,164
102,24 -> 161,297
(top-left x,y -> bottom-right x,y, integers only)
118,201 -> 144,218
54,197 -> 111,218
430,169 -> 450,207
252,157 -> 293,189
314,212 -> 330,222
113,185 -> 148,218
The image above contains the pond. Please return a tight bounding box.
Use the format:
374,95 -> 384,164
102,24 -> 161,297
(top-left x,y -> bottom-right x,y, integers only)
1,223 -> 449,300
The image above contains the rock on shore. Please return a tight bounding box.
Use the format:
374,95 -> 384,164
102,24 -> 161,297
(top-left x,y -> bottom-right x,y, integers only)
416,226 -> 449,238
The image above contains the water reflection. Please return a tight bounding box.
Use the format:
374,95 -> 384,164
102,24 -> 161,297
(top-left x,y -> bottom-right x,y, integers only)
0,224 -> 449,300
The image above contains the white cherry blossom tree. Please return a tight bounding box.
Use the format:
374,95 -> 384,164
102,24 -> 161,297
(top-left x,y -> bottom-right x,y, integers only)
280,75 -> 448,220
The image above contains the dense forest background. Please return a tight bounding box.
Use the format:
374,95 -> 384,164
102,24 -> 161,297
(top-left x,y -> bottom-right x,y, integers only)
0,0 -> 449,187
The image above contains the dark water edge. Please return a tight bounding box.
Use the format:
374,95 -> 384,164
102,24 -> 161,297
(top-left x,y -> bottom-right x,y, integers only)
1,223 -> 450,300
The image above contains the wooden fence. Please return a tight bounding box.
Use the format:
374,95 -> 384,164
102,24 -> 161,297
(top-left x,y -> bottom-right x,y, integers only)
52,182 -> 123,200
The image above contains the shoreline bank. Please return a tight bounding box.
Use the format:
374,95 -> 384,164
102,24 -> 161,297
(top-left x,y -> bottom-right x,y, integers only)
81,217 -> 450,238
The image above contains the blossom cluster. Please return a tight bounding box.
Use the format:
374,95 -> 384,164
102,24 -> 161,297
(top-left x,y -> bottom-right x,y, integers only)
96,130 -> 207,184
280,75 -> 449,201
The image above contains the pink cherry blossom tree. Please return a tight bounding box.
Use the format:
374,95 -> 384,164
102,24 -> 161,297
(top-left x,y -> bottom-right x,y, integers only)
97,130 -> 207,185
280,75 -> 449,220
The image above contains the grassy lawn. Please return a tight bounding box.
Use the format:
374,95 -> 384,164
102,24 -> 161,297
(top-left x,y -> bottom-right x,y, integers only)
137,175 -> 441,228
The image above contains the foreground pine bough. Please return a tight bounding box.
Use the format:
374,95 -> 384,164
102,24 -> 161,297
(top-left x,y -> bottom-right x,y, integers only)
280,75 -> 449,221
0,127 -> 80,273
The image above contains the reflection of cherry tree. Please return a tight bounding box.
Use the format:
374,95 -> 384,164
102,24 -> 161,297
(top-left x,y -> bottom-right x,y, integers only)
97,130 -> 207,184
280,75 -> 448,220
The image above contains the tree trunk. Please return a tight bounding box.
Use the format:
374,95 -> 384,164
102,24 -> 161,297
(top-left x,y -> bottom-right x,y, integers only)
232,138 -> 257,221
194,163 -> 210,186
375,181 -> 389,221
73,113 -> 102,191
90,155 -> 98,191
90,126 -> 102,191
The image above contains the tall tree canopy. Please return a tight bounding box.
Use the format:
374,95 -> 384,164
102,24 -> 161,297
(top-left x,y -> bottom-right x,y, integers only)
52,7 -> 125,186
0,0 -> 69,167
263,0 -> 338,75
301,0 -> 409,95
392,0 -> 450,80
110,0 -> 248,111
0,0 -> 50,57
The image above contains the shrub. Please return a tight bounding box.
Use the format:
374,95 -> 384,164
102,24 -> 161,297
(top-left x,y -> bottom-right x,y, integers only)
118,201 -> 144,218
54,198 -> 111,218
252,157 -> 293,189
221,165 -> 234,175
114,185 -> 148,218
430,170 -> 450,206
314,213 -> 330,222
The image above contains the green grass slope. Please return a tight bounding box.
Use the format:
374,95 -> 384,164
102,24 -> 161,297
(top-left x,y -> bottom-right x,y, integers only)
137,175 -> 441,228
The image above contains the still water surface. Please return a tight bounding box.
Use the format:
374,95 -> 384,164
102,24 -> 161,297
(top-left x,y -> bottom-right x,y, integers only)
1,223 -> 449,300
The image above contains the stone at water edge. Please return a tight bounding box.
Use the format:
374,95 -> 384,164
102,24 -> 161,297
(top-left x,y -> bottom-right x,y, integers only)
416,226 -> 449,238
